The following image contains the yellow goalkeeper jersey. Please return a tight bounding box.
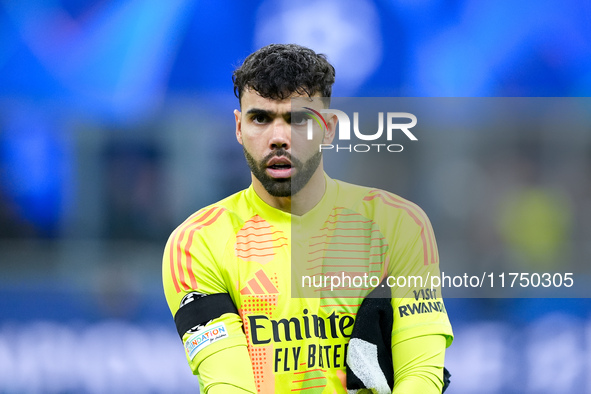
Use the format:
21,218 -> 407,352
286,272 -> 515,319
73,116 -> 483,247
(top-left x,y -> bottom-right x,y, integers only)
163,174 -> 453,393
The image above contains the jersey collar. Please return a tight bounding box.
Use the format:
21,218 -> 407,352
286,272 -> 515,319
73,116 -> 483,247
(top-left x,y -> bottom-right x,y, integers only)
245,172 -> 338,230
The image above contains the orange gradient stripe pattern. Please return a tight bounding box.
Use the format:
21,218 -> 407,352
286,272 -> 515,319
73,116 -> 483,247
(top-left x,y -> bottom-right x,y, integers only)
363,190 -> 438,265
235,215 -> 288,264
168,206 -> 227,293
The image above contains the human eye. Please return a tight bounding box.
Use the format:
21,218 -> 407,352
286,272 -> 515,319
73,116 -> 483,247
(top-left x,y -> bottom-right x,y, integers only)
290,111 -> 311,126
250,113 -> 270,124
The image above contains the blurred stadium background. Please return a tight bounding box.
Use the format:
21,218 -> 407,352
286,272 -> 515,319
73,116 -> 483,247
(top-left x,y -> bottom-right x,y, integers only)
1,0 -> 591,393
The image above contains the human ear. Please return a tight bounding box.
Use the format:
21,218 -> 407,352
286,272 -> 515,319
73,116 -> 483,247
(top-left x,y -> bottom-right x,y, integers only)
234,109 -> 243,145
323,113 -> 337,144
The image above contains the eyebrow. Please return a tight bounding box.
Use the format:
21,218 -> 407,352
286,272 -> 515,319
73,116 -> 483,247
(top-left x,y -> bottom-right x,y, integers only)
245,108 -> 281,117
245,108 -> 309,118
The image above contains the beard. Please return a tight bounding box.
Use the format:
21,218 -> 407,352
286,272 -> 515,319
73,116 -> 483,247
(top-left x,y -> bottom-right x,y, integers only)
243,147 -> 322,197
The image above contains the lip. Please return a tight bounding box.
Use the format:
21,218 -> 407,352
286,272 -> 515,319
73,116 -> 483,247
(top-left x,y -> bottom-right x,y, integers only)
267,156 -> 292,167
266,156 -> 293,178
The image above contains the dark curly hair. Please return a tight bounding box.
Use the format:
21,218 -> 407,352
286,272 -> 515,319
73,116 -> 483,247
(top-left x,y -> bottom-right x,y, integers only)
233,44 -> 335,105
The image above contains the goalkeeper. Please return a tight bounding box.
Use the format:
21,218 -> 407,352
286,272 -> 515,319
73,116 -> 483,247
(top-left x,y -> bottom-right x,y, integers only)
163,43 -> 453,393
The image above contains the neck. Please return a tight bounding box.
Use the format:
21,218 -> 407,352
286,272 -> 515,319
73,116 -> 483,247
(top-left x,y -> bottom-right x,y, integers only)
253,166 -> 326,216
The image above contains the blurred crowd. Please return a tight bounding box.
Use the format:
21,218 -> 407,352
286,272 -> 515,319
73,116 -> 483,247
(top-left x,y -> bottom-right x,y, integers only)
1,0 -> 591,392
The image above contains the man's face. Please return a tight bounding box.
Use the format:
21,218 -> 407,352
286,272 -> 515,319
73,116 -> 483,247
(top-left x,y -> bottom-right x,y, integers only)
234,90 -> 332,197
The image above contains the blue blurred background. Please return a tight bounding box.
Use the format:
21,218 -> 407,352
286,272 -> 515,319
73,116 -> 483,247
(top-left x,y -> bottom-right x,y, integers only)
1,0 -> 591,393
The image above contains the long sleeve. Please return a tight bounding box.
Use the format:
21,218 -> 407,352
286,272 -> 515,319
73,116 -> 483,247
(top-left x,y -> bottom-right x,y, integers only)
392,334 -> 447,393
195,339 -> 257,393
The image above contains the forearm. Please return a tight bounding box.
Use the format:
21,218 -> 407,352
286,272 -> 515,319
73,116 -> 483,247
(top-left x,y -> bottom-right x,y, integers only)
392,335 -> 447,394
197,342 -> 257,394
206,384 -> 255,394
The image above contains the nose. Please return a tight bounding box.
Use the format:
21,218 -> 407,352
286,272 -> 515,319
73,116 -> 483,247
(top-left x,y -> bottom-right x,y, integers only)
268,119 -> 290,150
